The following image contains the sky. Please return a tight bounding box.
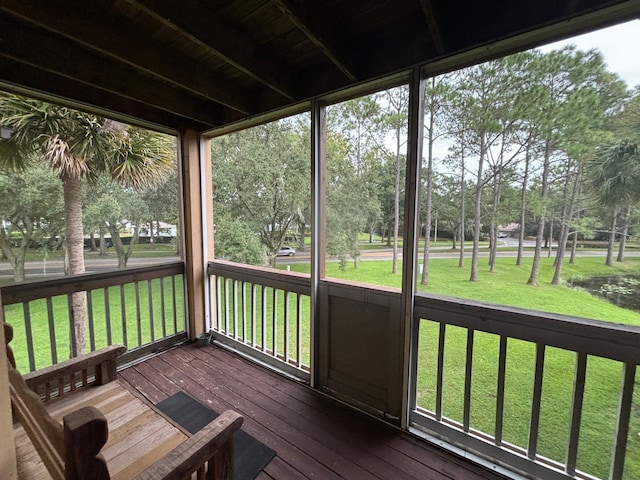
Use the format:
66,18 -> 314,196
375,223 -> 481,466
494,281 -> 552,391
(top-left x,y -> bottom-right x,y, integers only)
538,19 -> 640,89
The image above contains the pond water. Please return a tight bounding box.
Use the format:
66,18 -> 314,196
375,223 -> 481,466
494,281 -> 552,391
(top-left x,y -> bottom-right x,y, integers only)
568,274 -> 640,313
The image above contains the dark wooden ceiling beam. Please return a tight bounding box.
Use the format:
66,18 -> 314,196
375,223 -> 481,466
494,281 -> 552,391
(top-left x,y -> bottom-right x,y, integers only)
418,0 -> 446,55
0,58 -> 204,132
128,0 -> 297,101
0,0 -> 254,115
271,0 -> 358,82
0,19 -> 225,128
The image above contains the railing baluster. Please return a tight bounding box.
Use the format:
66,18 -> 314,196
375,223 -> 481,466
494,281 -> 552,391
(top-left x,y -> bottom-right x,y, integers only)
172,275 -> 178,333
566,352 -> 587,475
160,276 -> 167,338
120,284 -> 128,348
240,281 -> 246,342
272,288 -> 277,357
261,286 -> 267,353
495,335 -> 507,445
610,363 -> 636,480
104,287 -> 112,346
67,294 -> 77,358
147,280 -> 155,342
435,322 -> 446,421
224,278 -> 233,335
23,302 -> 36,372
296,293 -> 302,367
251,284 -> 257,347
463,328 -> 475,432
284,291 -> 290,364
216,276 -> 222,332
232,280 -> 238,339
135,282 -> 142,347
87,291 -> 96,352
528,343 -> 546,460
46,297 -> 58,365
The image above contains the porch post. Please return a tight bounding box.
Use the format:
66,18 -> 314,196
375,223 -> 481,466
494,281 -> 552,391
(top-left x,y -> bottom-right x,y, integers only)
401,67 -> 426,429
0,303 -> 19,479
310,99 -> 327,388
180,130 -> 212,340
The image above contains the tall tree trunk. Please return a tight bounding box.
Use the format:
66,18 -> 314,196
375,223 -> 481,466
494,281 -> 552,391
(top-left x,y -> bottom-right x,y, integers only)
606,209 -> 618,267
99,227 -> 108,255
553,161 -> 572,268
420,114 -> 435,285
458,150 -> 466,268
569,166 -> 583,265
386,221 -> 392,247
89,233 -> 98,252
516,146 -> 530,266
551,166 -> 579,285
124,222 -> 141,267
62,175 -> 87,355
570,231 -> 578,264
470,134 -> 486,282
421,97 -> 435,285
392,130 -> 401,275
107,225 -> 128,268
528,140 -> 550,286
616,205 -> 630,263
489,165 -> 502,272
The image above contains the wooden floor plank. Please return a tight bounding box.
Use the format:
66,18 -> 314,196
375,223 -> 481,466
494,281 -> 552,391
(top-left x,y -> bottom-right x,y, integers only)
118,365 -> 166,404
119,345 -> 507,480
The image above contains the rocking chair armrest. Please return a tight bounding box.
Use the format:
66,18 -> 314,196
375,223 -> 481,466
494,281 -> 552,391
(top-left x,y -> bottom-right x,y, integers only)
133,410 -> 244,480
23,345 -> 126,391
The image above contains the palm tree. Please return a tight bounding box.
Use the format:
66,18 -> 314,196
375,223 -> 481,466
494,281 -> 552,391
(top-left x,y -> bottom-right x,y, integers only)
0,93 -> 171,353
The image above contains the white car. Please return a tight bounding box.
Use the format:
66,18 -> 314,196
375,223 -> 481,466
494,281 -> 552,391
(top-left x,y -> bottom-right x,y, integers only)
277,246 -> 296,257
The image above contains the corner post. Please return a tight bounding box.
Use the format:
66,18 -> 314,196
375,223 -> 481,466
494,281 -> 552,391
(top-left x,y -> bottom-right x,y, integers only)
180,130 -> 213,340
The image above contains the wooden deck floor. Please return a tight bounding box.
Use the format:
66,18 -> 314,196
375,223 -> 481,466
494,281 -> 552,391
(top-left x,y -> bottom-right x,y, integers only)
119,344 -> 507,480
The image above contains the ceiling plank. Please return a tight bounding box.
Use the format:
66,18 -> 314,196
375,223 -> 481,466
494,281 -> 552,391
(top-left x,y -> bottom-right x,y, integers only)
0,19 -> 226,128
0,0 -> 254,115
271,0 -> 358,82
128,0 -> 298,101
417,0 -> 446,55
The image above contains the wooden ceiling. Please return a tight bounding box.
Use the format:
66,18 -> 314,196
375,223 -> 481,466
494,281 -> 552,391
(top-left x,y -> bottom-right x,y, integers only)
1,0 -> 639,133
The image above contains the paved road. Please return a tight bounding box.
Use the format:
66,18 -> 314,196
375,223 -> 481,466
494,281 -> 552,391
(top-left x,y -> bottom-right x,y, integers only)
3,245 -> 637,280
0,256 -> 178,280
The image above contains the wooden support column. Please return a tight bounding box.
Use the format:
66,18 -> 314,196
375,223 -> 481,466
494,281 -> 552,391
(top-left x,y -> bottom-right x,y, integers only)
310,99 -> 326,388
180,130 -> 213,340
401,67 -> 426,429
0,300 -> 19,479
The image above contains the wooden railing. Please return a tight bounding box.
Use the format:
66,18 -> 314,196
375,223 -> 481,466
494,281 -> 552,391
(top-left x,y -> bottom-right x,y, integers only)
1,261 -> 186,372
410,293 -> 640,480
208,260 -> 311,380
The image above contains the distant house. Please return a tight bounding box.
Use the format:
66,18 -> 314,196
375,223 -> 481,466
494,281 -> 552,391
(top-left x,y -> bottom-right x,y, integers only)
497,223 -> 520,238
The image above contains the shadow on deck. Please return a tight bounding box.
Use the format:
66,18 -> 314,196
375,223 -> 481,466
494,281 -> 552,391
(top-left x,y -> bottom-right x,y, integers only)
119,344 -> 507,480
